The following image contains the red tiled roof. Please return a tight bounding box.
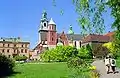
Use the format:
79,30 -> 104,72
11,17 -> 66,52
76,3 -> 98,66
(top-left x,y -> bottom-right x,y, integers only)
104,32 -> 114,36
104,32 -> 114,41
82,34 -> 110,43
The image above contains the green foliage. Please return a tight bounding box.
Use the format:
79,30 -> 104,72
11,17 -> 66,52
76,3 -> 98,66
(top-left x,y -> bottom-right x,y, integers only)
116,57 -> 120,68
67,57 -> 85,68
40,45 -> 94,78
14,55 -> 27,61
67,58 -> 93,78
40,46 -> 78,62
86,44 -> 93,58
68,67 -> 90,78
52,0 -> 106,34
0,54 -> 15,77
106,0 -> 120,58
90,70 -> 100,78
78,46 -> 93,59
107,0 -> 120,33
72,0 -> 106,35
40,45 -> 93,62
103,41 -> 120,58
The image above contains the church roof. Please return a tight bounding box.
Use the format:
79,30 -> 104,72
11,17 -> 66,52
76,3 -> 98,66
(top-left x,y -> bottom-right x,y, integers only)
57,33 -> 83,41
48,18 -> 56,25
66,34 -> 83,40
81,34 -> 110,43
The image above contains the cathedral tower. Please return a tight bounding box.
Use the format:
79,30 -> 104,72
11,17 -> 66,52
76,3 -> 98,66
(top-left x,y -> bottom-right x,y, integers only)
47,18 -> 57,49
38,10 -> 48,43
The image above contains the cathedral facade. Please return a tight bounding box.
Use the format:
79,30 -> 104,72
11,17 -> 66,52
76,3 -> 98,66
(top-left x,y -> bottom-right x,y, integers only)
33,11 -> 83,57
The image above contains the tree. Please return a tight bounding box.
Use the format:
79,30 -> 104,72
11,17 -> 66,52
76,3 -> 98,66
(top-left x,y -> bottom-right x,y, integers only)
107,0 -> 120,39
78,46 -> 93,59
0,54 -> 15,77
92,43 -> 108,58
14,55 -> 27,61
103,42 -> 120,58
52,0 -> 106,35
86,44 -> 93,58
40,46 -> 78,62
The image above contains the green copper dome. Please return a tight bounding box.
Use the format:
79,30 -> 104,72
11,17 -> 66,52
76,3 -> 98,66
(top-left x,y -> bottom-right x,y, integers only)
41,10 -> 47,21
68,25 -> 74,35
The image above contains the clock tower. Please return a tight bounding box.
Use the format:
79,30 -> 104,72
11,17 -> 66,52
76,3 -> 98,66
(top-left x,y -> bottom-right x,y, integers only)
38,10 -> 49,43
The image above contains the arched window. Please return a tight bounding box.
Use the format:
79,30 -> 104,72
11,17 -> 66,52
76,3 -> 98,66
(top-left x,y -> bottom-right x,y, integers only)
7,49 -> 9,53
44,23 -> 46,27
2,49 -> 4,53
52,38 -> 54,41
21,49 -> 23,53
8,44 -> 10,47
25,49 -> 27,53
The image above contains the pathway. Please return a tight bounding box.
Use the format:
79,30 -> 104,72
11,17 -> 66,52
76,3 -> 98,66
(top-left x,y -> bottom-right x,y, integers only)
92,60 -> 120,78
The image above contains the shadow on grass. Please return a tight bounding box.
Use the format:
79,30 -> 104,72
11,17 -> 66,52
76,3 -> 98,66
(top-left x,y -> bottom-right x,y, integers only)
0,71 -> 21,78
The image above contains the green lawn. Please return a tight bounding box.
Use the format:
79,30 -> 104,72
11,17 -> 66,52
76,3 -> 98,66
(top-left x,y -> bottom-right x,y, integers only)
9,62 -> 69,78
8,61 -> 93,78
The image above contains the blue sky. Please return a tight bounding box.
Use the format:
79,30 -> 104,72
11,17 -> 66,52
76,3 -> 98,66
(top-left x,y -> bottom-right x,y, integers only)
0,0 -> 114,49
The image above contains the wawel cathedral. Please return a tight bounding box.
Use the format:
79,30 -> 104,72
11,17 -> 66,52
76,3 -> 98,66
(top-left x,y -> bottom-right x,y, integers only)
33,10 -> 82,54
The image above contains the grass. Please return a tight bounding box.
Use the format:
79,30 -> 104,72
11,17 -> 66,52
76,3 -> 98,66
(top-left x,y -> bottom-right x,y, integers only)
8,62 -> 92,78
9,62 -> 69,78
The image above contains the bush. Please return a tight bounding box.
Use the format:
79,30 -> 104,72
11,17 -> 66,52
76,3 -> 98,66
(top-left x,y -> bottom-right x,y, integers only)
0,54 -> 15,77
14,55 -> 27,61
40,46 -> 78,62
90,70 -> 100,78
67,57 -> 85,68
78,46 -> 93,59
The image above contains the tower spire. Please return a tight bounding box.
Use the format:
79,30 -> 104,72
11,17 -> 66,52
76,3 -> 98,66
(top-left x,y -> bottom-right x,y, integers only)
41,10 -> 48,22
68,24 -> 74,35
48,18 -> 56,25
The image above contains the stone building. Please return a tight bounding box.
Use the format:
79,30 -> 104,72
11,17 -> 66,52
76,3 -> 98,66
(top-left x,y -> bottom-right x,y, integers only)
0,37 -> 30,58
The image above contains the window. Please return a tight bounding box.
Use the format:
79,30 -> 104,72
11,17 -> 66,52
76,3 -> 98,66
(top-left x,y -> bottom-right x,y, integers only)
22,44 -> 24,47
25,49 -> 27,53
7,49 -> 9,53
17,50 -> 20,53
21,49 -> 23,53
8,44 -> 10,47
74,41 -> 76,47
49,26 -> 51,29
79,41 -> 81,47
52,38 -> 54,41
14,50 -> 16,53
3,44 -> 5,47
2,49 -> 4,53
44,23 -> 46,27
14,44 -> 16,47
